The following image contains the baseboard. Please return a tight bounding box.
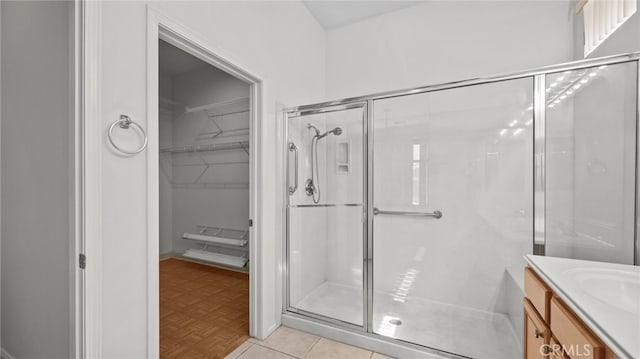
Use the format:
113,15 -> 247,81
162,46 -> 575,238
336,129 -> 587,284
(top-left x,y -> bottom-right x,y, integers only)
1,347 -> 16,359
159,251 -> 178,261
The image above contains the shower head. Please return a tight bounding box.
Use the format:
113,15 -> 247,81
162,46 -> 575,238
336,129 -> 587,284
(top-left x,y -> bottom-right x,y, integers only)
316,127 -> 343,140
307,124 -> 342,138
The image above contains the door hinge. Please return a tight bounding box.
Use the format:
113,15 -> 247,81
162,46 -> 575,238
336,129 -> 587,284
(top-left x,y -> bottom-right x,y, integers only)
249,219 -> 253,227
79,253 -> 86,269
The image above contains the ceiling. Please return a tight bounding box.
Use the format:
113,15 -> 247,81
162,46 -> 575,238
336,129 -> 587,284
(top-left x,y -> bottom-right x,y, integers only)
302,1 -> 422,30
159,40 -> 209,77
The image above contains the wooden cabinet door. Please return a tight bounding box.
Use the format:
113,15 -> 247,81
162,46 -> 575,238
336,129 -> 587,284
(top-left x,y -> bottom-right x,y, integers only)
524,298 -> 550,359
550,297 -> 605,359
550,337 -> 569,359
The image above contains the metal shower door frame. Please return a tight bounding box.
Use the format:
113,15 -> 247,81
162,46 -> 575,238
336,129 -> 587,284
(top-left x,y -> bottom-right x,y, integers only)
283,101 -> 370,332
282,51 -> 640,357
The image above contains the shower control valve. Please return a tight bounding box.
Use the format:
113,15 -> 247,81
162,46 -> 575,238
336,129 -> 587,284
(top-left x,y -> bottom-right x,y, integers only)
305,179 -> 316,197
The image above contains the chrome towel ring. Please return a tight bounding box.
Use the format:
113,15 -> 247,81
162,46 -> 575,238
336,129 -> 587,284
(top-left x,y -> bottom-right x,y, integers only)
108,114 -> 148,155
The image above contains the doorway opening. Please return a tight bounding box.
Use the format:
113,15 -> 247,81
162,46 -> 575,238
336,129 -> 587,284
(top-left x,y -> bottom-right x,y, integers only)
158,39 -> 252,357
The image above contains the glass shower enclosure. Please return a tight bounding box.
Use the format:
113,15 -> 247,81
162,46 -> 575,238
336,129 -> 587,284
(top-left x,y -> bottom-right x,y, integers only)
283,53 -> 640,359
286,103 -> 367,326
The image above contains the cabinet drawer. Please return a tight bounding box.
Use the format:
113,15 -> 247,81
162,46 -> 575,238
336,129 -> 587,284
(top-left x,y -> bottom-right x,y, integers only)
525,267 -> 552,323
550,297 -> 605,359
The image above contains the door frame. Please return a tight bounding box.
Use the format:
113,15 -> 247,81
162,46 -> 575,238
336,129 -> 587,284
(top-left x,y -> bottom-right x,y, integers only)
79,1 -> 102,358
146,7 -> 264,357
80,3 -> 264,357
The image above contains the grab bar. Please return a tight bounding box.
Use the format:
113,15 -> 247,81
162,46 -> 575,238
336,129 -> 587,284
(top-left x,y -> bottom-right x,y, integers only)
288,142 -> 298,195
373,208 -> 443,219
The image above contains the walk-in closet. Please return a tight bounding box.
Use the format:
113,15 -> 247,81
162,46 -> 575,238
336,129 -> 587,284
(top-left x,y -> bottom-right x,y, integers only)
158,39 -> 251,358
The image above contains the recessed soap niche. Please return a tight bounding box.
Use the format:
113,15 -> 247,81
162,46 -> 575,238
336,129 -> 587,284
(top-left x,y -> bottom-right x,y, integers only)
336,140 -> 351,174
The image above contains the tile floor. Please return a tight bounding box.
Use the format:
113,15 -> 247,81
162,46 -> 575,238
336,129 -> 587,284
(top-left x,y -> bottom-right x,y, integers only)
225,326 -> 393,359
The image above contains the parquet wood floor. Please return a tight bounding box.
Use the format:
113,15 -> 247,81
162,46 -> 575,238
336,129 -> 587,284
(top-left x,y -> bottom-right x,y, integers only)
160,258 -> 249,359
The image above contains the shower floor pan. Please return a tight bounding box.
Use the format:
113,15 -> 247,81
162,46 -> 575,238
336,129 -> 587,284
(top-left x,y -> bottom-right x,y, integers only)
293,282 -> 521,359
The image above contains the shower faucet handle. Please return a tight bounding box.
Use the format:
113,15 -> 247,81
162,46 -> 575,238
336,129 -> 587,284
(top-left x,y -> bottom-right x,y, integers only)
305,179 -> 316,197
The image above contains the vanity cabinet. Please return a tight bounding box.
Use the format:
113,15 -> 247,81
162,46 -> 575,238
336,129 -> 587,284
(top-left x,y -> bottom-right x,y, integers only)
523,267 -> 615,359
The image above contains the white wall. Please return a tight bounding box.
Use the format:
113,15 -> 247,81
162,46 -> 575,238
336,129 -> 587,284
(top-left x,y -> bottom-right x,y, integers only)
325,1 -> 574,99
98,1 -> 325,356
1,1 -> 71,358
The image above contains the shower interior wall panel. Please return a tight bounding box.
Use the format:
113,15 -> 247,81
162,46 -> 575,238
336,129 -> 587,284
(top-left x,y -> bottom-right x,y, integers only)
288,207 -> 328,305
323,111 -> 365,290
545,62 -> 638,264
288,116 -> 330,206
287,108 -> 365,326
572,64 -> 637,263
287,117 -> 329,304
545,101 -> 575,260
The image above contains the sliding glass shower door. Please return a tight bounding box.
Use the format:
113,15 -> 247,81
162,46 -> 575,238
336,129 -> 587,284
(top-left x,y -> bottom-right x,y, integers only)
371,79 -> 534,358
283,54 -> 640,359
286,104 -> 366,326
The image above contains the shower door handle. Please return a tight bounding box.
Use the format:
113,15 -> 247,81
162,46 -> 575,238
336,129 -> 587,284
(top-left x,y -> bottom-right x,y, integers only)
288,142 -> 298,195
373,208 -> 443,219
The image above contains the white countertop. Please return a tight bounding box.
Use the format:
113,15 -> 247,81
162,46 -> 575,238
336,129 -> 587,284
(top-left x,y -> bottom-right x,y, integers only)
525,255 -> 640,359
